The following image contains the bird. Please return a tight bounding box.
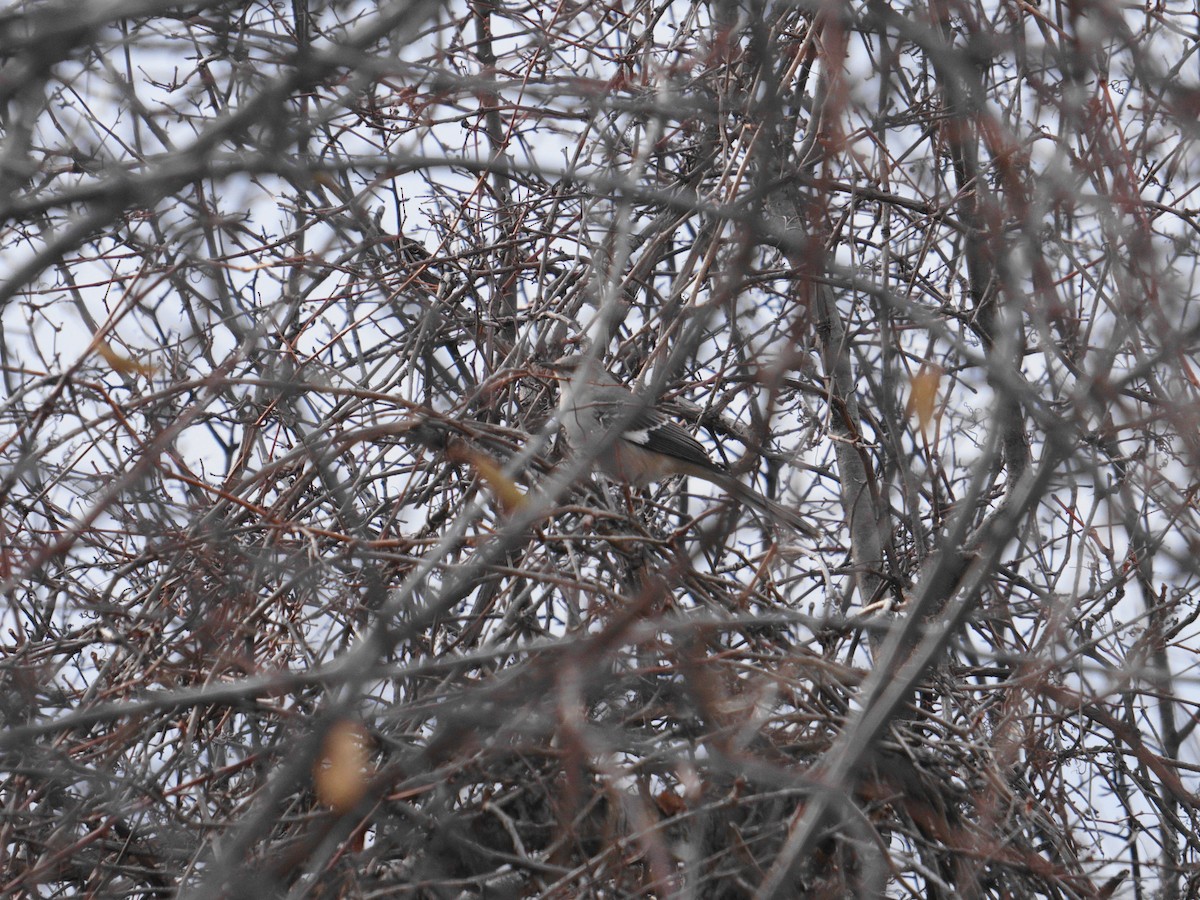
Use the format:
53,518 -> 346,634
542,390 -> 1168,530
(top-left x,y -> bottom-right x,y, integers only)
546,354 -> 819,539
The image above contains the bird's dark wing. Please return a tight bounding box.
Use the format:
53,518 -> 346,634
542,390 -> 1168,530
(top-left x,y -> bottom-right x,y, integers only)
622,405 -> 725,474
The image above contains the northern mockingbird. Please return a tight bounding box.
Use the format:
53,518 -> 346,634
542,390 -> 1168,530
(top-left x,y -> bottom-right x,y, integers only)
549,355 -> 819,539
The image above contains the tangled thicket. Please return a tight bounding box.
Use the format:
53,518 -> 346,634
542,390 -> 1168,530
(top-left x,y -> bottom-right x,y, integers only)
1,0 -> 1199,897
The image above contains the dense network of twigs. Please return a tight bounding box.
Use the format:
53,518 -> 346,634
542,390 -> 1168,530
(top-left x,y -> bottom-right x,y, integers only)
1,0 -> 1198,896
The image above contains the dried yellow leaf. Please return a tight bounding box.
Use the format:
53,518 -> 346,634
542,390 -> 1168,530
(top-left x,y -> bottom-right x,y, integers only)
314,719 -> 372,814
